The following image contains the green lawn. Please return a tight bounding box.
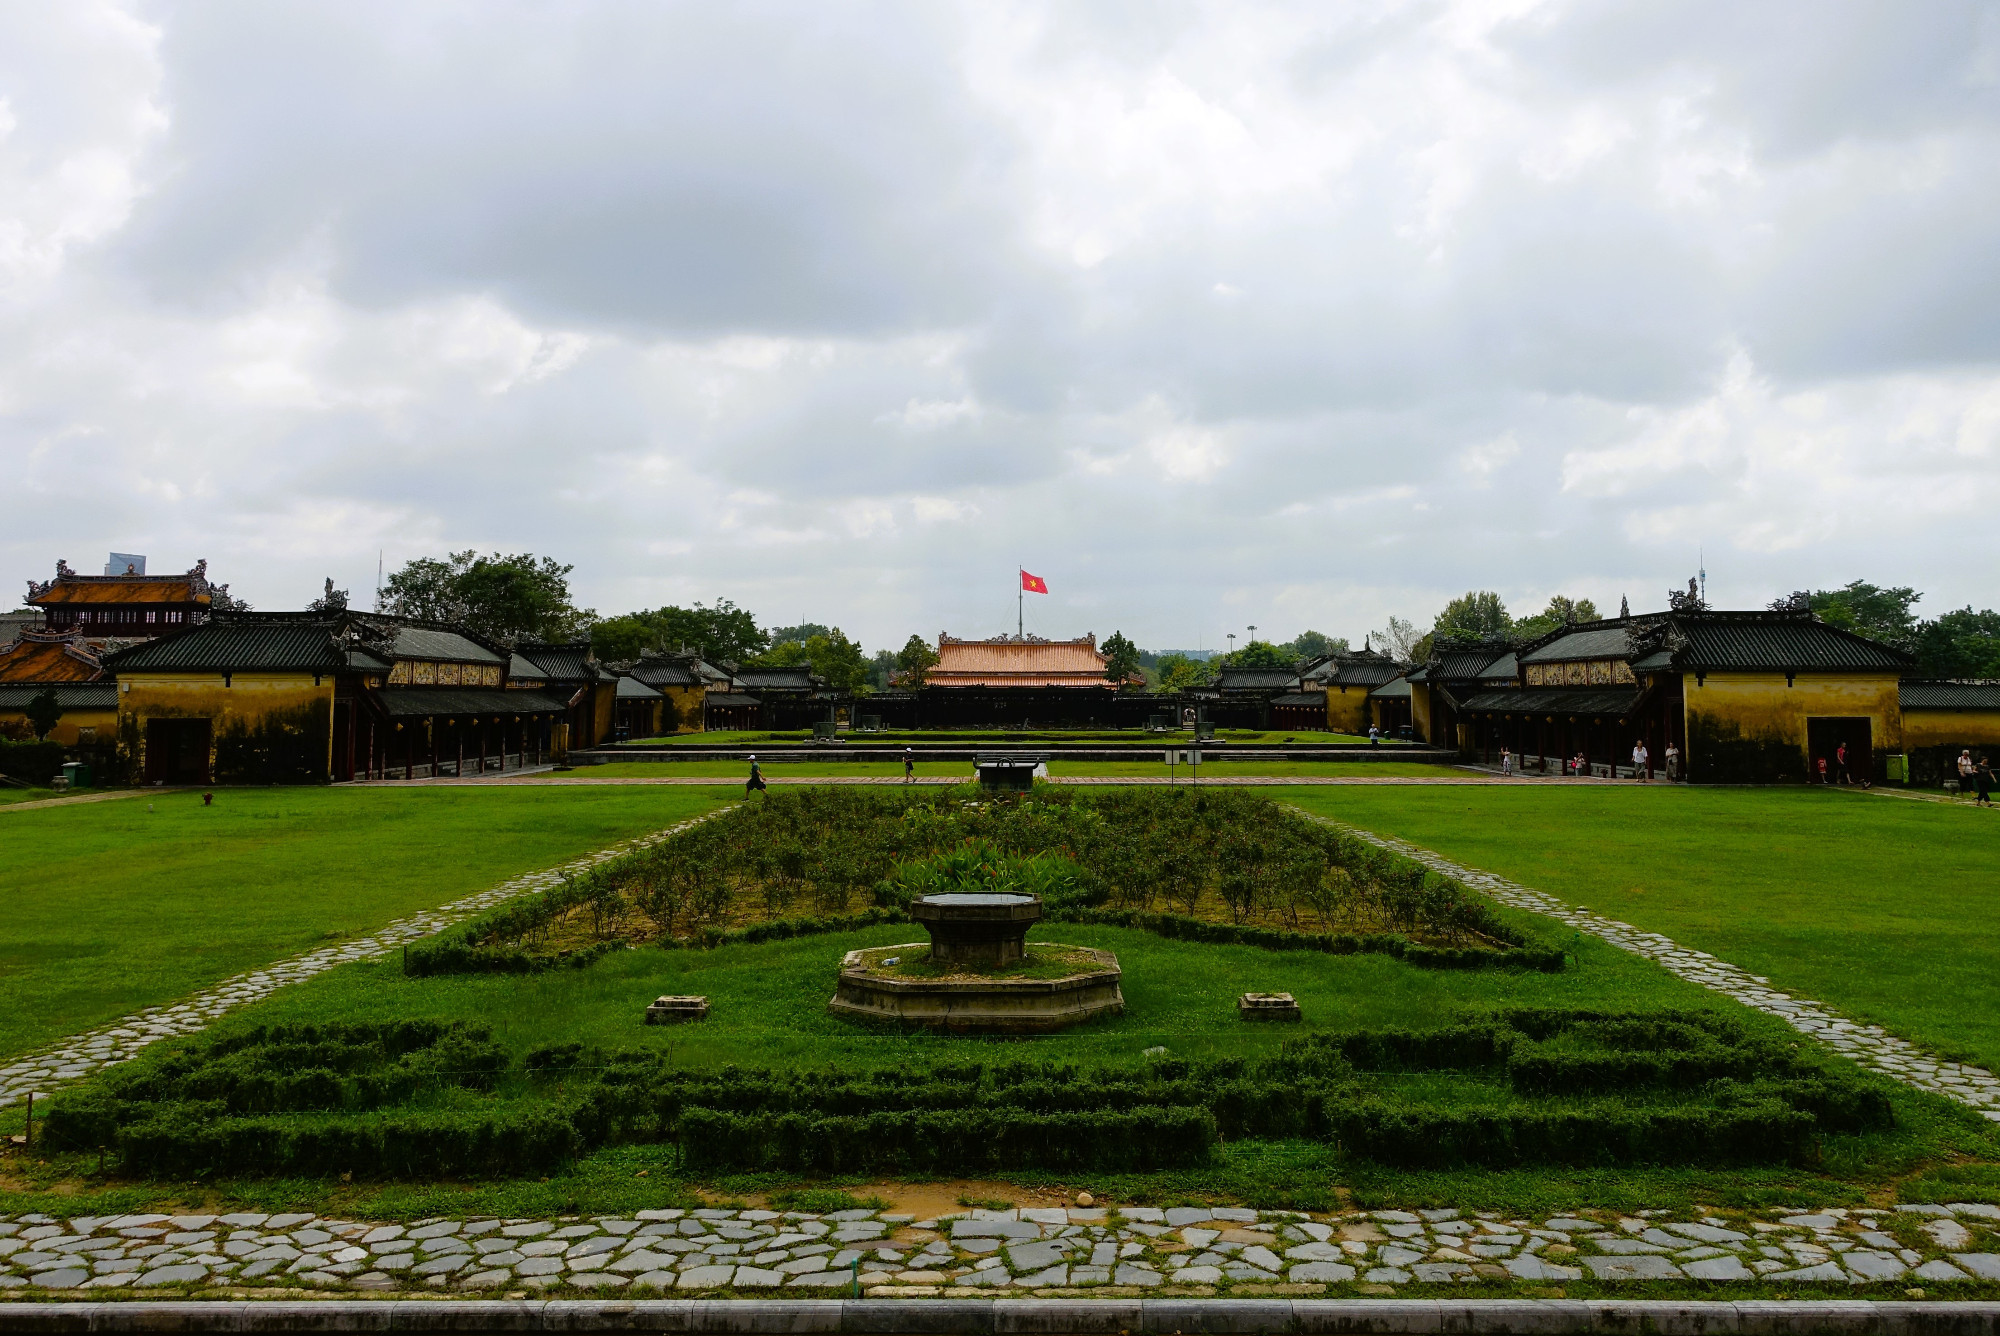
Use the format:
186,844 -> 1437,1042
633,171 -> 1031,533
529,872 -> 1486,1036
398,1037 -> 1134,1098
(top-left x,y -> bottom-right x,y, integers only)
570,759 -> 1460,779
0,786 -> 59,805
1281,785 -> 2000,1071
621,728 -> 1388,747
0,786 -> 736,1060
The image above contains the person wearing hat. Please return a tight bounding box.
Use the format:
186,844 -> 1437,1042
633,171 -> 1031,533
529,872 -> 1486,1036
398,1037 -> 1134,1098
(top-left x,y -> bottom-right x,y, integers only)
903,747 -> 915,785
746,754 -> 766,795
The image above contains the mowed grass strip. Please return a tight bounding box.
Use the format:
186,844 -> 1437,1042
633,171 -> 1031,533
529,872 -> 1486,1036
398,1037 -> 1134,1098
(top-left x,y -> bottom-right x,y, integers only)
0,786 -> 735,1060
1281,785 -> 2000,1072
568,759 -> 1462,780
621,728 -> 1385,747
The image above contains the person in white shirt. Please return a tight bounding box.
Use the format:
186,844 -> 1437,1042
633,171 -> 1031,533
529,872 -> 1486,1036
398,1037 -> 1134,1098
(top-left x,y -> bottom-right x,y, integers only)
1633,741 -> 1649,781
1500,745 -> 1513,776
1665,742 -> 1680,781
1959,749 -> 1977,797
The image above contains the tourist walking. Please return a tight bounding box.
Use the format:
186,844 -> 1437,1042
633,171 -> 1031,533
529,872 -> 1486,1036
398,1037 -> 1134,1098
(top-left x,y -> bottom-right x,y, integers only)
1500,745 -> 1513,776
1632,740 -> 1649,781
1816,755 -> 1830,785
1836,741 -> 1851,785
1573,751 -> 1589,778
903,748 -> 915,785
1664,742 -> 1680,782
1368,724 -> 1380,746
1978,756 -> 1995,808
1959,749 -> 1978,798
746,754 -> 767,795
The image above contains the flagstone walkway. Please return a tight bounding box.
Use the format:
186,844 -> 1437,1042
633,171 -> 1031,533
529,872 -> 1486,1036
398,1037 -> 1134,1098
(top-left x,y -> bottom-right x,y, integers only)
6,1202 -> 2000,1296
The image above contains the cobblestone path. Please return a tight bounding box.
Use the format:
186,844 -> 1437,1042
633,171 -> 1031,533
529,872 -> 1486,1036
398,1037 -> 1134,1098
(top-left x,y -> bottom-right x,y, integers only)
7,1203 -> 2000,1295
1324,821 -> 2000,1119
0,816 -> 716,1110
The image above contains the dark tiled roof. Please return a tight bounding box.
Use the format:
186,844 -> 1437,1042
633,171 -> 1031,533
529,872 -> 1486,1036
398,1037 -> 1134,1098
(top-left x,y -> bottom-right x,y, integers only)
388,626 -> 503,664
1667,613 -> 1911,671
1370,677 -> 1412,699
103,616 -> 348,672
1629,649 -> 1674,672
1519,624 -> 1631,663
1478,652 -> 1519,681
1459,687 -> 1642,717
513,642 -> 596,682
708,692 -> 761,707
1212,670 -> 1301,691
1304,657 -> 1403,688
1269,691 -> 1327,706
733,668 -> 816,691
0,683 -> 117,710
347,648 -> 393,673
1428,646 -> 1511,681
1901,681 -> 2000,710
506,653 -> 547,681
376,688 -> 567,717
615,676 -> 663,699
627,660 -> 698,686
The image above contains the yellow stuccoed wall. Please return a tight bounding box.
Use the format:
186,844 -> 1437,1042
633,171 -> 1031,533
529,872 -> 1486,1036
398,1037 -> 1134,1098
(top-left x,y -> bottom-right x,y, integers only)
0,707 -> 117,747
1684,672 -> 1902,781
118,671 -> 335,782
1903,708 -> 2000,750
659,684 -> 707,734
1411,683 -> 1435,744
1325,684 -> 1371,735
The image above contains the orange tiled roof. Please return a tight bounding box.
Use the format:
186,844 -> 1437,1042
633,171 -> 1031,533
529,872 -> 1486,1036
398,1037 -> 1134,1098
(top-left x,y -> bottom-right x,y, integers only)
0,635 -> 106,683
31,578 -> 203,605
928,634 -> 1122,689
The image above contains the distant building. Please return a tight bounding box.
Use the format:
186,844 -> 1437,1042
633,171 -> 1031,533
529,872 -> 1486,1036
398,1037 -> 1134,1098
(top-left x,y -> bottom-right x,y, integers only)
927,633 -> 1130,689
26,558 -> 232,639
1301,647 -> 1405,734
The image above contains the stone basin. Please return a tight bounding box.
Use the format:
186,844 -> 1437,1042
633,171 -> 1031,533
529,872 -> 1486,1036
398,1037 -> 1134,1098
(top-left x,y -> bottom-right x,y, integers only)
909,891 -> 1041,969
827,943 -> 1123,1034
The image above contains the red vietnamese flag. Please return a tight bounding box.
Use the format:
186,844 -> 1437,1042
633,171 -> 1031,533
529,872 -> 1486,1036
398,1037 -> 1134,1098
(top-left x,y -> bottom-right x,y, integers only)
1020,569 -> 1048,594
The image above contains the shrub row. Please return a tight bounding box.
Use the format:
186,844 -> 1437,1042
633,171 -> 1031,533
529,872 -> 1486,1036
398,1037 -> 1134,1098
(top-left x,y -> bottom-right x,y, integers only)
1331,1099 -> 1818,1168
1056,907 -> 1562,971
114,1107 -> 582,1179
676,1105 -> 1216,1173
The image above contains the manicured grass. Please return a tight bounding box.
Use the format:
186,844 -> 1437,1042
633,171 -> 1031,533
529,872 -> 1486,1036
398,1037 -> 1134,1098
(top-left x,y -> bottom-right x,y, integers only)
621,728 -> 1389,747
568,759 -> 1460,779
1280,785 -> 2000,1071
170,910 -> 1744,1069
0,786 -> 59,805
0,786 -> 736,1061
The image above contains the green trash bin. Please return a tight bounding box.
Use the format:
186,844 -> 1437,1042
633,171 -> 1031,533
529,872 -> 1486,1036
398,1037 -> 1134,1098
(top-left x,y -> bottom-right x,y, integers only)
60,761 -> 91,789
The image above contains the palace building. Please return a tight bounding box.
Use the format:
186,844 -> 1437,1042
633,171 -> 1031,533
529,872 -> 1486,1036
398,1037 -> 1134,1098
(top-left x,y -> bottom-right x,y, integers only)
26,558 -> 233,638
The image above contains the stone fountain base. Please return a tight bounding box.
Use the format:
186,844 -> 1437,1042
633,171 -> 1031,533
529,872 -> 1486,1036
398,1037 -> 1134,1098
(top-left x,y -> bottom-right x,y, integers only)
827,943 -> 1123,1034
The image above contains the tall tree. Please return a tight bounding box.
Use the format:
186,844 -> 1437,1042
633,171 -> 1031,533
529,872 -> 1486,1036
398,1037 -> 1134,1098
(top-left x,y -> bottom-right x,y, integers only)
307,578 -> 349,614
1100,631 -> 1142,686
802,629 -> 870,694
1912,607 -> 2000,678
1770,580 -> 1921,645
1431,590 -> 1512,642
1512,595 -> 1600,642
1368,616 -> 1420,661
767,623 -> 832,649
1153,652 -> 1212,693
1282,630 -> 1348,660
25,689 -> 61,742
894,634 -> 940,687
1219,640 -> 1292,670
382,551 -> 593,643
591,599 -> 765,663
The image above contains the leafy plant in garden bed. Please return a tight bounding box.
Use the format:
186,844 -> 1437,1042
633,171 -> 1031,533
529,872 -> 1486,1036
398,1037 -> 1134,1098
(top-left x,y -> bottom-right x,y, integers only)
44,1007 -> 1898,1180
406,786 -> 1556,975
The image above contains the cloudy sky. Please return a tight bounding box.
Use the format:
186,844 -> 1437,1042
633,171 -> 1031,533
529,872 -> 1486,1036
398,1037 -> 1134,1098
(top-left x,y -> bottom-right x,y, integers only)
5,1 -> 1999,652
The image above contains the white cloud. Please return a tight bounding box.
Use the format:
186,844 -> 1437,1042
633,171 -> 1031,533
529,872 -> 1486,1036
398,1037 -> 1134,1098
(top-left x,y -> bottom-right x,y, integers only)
6,0 -> 2000,647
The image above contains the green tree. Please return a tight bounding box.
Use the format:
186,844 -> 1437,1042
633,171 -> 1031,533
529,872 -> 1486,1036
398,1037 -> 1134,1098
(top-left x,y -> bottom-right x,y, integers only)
1912,607 -> 2000,678
307,578 -> 349,614
767,622 -> 832,649
1432,590 -> 1512,643
1100,631 -> 1142,686
1281,630 -> 1347,660
590,599 -> 765,663
1512,595 -> 1601,642
1368,615 -> 1419,662
1153,653 -> 1212,693
803,629 -> 871,694
1219,640 -> 1292,670
382,551 -> 594,643
25,689 -> 61,742
895,634 -> 940,687
1771,581 -> 1921,646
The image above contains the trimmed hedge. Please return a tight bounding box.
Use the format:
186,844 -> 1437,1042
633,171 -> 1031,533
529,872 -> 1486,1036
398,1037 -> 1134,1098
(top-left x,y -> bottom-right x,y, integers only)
45,1009 -> 1896,1179
677,1104 -> 1216,1173
1056,907 -> 1563,971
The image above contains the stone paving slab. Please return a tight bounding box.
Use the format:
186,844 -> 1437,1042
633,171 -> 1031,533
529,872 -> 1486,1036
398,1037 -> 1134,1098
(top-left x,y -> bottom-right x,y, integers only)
5,1204 -> 2000,1298
10,1300 -> 2000,1333
1316,820 -> 2000,1119
0,813 -> 720,1109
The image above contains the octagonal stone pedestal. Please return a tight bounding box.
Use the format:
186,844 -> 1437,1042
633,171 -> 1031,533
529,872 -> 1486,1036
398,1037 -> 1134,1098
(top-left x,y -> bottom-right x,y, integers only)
827,943 -> 1123,1034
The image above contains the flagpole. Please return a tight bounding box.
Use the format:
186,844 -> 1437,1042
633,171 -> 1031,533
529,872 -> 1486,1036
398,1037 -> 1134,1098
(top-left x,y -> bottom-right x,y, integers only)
1017,569 -> 1023,642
